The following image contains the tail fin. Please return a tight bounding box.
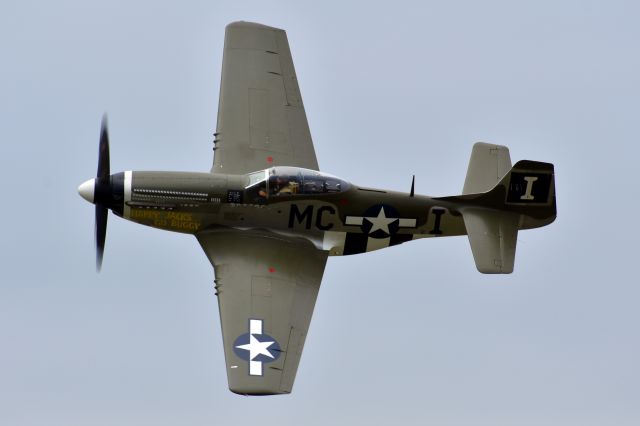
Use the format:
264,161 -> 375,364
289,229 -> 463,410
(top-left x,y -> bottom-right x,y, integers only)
440,143 -> 556,274
470,158 -> 557,226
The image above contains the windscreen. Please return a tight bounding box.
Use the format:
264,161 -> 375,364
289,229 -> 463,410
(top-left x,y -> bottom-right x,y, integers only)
245,170 -> 268,204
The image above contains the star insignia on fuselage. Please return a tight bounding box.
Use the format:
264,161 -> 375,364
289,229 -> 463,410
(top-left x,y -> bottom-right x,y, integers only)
345,204 -> 417,239
364,207 -> 397,235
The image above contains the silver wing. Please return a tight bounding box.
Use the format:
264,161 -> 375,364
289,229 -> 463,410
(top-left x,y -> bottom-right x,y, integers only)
213,21 -> 319,174
197,230 -> 327,395
202,22 -> 326,395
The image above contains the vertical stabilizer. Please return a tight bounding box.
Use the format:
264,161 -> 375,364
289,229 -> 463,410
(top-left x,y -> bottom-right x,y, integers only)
439,144 -> 556,274
463,143 -> 512,195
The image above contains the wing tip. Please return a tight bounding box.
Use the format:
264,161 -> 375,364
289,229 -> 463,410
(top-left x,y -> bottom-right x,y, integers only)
229,386 -> 290,396
226,21 -> 283,32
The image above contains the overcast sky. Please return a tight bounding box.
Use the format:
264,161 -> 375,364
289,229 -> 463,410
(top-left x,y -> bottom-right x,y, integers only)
1,1 -> 639,425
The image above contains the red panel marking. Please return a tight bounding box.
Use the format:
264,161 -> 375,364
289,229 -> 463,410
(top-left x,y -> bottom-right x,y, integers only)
266,156 -> 274,163
339,198 -> 348,205
268,267 -> 276,273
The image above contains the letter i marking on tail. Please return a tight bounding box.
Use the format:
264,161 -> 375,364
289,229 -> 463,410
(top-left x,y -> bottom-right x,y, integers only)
520,176 -> 538,200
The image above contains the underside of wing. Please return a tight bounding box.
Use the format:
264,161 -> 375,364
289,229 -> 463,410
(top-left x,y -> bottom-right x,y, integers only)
213,21 -> 319,175
196,229 -> 328,395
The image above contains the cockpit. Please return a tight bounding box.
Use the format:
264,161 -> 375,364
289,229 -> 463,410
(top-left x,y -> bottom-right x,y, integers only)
245,167 -> 350,204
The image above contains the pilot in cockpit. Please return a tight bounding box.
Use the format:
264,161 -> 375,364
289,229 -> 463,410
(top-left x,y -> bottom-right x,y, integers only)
272,175 -> 300,196
258,183 -> 267,198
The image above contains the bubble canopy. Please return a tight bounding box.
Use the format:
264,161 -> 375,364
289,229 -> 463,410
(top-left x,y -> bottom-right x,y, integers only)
245,167 -> 350,203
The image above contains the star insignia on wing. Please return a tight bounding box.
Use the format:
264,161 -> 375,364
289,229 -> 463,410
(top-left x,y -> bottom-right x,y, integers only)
235,334 -> 276,361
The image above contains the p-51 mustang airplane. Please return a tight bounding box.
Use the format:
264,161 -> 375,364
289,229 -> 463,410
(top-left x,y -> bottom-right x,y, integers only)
78,22 -> 556,395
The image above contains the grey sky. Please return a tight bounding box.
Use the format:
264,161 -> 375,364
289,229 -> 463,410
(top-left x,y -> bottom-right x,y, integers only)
1,1 -> 639,425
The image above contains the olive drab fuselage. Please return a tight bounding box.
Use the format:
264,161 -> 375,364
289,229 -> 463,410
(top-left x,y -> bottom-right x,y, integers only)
118,168 -> 468,256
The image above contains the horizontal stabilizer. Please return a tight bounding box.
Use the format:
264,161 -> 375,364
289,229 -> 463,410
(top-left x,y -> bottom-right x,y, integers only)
463,208 -> 519,274
463,142 -> 512,195
438,144 -> 556,274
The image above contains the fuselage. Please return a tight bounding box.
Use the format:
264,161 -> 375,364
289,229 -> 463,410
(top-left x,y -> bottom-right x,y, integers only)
79,167 -> 468,256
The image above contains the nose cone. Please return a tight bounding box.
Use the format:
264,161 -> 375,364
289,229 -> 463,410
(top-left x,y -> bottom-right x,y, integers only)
78,178 -> 95,203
